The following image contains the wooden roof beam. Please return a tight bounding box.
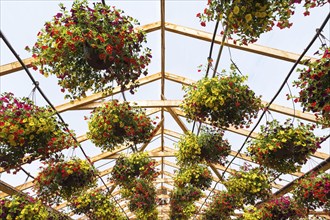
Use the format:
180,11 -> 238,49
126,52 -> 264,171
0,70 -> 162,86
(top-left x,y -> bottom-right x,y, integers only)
55,72 -> 162,113
164,22 -> 316,63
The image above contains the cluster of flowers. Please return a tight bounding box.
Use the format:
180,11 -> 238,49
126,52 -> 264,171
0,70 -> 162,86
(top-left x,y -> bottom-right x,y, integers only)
26,0 -> 152,99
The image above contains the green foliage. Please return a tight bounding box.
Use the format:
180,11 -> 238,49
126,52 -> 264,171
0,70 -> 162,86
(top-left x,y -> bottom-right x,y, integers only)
87,100 -> 155,151
121,179 -> 158,220
70,189 -> 126,220
181,68 -> 262,129
248,119 -> 320,174
26,0 -> 152,99
176,128 -> 231,165
0,93 -> 77,172
293,172 -> 330,211
0,195 -> 55,220
224,166 -> 271,205
110,151 -> 158,188
169,185 -> 202,220
198,0 -> 328,44
293,47 -> 330,127
34,158 -> 98,204
202,191 -> 240,220
242,196 -> 306,220
174,164 -> 212,190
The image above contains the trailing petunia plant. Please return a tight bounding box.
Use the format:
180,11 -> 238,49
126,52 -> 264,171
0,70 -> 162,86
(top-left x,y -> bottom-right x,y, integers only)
247,119 -> 320,174
26,0 -> 152,99
0,93 -> 77,172
34,158 -> 98,204
87,100 -> 155,152
292,47 -> 330,127
110,151 -> 158,188
202,191 -> 240,220
70,189 -> 126,220
181,67 -> 262,129
121,179 -> 158,220
293,172 -> 330,211
169,185 -> 202,220
242,196 -> 306,219
176,127 -> 231,165
0,195 -> 54,220
198,0 -> 328,45
224,166 -> 271,205
174,164 -> 212,190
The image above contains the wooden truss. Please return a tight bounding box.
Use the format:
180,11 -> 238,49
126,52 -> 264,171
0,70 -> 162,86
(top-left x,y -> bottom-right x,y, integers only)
0,2 -> 329,219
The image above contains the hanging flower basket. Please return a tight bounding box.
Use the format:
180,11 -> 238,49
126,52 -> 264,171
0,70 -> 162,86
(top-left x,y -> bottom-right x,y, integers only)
293,172 -> 330,211
170,185 -> 202,205
87,100 -> 155,151
0,195 -> 53,220
0,93 -> 77,172
293,47 -> 330,127
176,127 -> 231,165
34,158 -> 98,204
26,0 -> 152,100
121,179 -> 158,219
174,164 -> 212,190
70,189 -> 126,220
242,197 -> 306,219
224,166 -> 271,205
197,0 -> 328,44
247,119 -> 320,174
181,68 -> 262,129
169,185 -> 202,220
110,152 -> 158,187
202,191 -> 240,220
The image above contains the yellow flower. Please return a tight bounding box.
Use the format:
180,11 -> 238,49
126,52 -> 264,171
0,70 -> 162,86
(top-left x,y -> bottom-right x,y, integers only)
245,14 -> 252,22
233,6 -> 240,15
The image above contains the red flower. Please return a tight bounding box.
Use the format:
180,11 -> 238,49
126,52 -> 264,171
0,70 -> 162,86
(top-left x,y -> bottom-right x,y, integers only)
322,49 -> 330,58
99,53 -> 106,60
303,11 -> 310,16
97,35 -> 105,43
201,22 -> 206,27
106,45 -> 113,54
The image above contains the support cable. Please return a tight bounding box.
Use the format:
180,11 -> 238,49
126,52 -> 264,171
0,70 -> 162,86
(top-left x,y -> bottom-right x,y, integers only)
205,20 -> 220,78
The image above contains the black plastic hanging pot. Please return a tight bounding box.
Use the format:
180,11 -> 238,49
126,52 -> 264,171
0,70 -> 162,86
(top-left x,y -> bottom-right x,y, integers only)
84,42 -> 112,70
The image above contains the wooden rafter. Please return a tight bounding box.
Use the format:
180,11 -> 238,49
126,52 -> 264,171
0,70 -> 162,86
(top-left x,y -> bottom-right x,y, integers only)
55,72 -> 162,113
164,22 -> 317,63
0,21 -> 317,78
